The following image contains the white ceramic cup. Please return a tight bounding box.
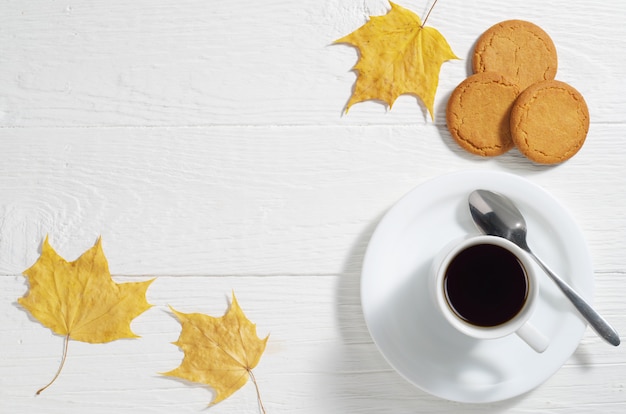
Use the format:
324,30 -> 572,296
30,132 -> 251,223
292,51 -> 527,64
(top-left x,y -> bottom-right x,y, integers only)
430,235 -> 549,353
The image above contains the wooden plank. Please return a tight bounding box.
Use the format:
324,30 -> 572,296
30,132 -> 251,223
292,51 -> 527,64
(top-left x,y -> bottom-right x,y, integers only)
0,124 -> 624,275
0,0 -> 625,127
2,273 -> 625,413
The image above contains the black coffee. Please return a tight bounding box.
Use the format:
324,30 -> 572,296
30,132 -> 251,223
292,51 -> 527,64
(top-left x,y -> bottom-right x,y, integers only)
444,243 -> 528,327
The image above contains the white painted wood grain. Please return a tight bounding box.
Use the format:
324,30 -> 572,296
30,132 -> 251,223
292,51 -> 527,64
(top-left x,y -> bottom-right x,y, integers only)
2,273 -> 625,413
0,123 -> 624,276
1,0 -> 626,412
1,0 -> 625,127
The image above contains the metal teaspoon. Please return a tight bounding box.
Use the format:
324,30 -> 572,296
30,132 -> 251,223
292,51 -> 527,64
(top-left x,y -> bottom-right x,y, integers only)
468,189 -> 620,346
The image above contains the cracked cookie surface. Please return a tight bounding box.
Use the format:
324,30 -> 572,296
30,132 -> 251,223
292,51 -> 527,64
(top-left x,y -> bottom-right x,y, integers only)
472,20 -> 557,90
446,72 -> 520,157
510,80 -> 589,164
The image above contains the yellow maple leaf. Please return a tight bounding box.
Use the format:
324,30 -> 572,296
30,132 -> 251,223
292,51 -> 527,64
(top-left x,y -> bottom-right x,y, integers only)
18,236 -> 154,394
335,2 -> 458,118
164,292 -> 268,409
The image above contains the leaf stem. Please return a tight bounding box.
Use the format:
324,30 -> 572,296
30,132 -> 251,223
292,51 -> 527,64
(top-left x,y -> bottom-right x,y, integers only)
249,369 -> 266,414
421,0 -> 440,28
36,333 -> 70,395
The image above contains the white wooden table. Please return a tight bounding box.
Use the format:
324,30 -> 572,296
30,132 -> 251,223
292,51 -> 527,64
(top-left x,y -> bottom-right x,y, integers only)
1,1 -> 625,412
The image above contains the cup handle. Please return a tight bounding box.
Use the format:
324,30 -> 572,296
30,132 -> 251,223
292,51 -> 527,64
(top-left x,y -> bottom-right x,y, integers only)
516,322 -> 549,353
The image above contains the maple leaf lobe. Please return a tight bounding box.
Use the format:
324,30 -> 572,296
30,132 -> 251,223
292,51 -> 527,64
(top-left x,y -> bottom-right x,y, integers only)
335,2 -> 458,118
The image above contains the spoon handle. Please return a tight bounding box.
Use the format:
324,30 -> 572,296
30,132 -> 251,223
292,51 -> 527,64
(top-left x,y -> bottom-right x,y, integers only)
530,252 -> 620,346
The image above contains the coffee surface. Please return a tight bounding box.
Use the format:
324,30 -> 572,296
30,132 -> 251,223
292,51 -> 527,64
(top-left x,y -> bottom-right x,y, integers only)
444,244 -> 528,327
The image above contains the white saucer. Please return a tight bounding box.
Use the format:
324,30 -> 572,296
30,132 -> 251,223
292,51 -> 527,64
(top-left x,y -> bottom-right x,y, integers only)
361,170 -> 593,403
